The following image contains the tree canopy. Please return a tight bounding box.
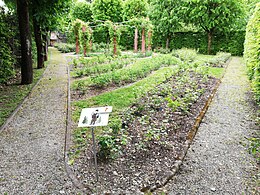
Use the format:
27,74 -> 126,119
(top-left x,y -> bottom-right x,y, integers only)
184,0 -> 244,54
149,0 -> 183,49
92,0 -> 123,22
122,0 -> 148,20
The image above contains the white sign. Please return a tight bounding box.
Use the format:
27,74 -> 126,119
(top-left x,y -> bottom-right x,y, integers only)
78,106 -> 112,127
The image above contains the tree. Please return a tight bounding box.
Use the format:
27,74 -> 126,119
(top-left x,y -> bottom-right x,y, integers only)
92,0 -> 123,22
72,1 -> 93,22
16,0 -> 33,84
122,0 -> 148,20
149,0 -> 183,49
31,0 -> 73,68
184,0 -> 243,54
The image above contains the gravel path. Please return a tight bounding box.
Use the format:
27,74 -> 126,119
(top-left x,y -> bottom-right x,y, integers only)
0,48 -> 80,194
156,57 -> 259,194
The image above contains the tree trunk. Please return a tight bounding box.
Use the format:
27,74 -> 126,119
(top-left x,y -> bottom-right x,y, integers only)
134,28 -> 138,53
33,18 -> 44,69
89,40 -> 92,52
113,36 -> 117,56
113,26 -> 117,56
207,30 -> 213,55
141,28 -> 145,53
76,34 -> 80,54
82,26 -> 87,57
166,36 -> 170,49
147,30 -> 152,51
43,30 -> 48,61
17,0 -> 33,84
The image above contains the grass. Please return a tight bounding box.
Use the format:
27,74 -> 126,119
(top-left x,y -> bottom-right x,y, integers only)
208,67 -> 225,79
72,66 -> 179,118
0,62 -> 47,127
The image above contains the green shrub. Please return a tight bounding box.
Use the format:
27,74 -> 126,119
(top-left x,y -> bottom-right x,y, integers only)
153,31 -> 245,56
205,52 -> 231,67
172,48 -> 197,62
244,3 -> 260,102
54,42 -> 76,53
0,7 -> 16,84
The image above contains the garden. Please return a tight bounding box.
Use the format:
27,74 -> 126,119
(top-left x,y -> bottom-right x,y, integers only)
0,0 -> 259,193
66,46 -> 230,192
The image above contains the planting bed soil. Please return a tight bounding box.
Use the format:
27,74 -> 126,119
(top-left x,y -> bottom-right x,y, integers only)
69,70 -> 219,193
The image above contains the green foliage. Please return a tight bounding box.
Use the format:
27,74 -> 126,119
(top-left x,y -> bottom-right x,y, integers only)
149,0 -> 183,45
185,0 -> 244,32
172,48 -> 197,63
72,1 -> 93,22
122,0 -> 148,20
248,137 -> 260,163
0,7 -> 16,84
54,42 -> 75,53
92,0 -> 123,22
152,31 -> 245,56
184,0 -> 244,54
71,53 -> 223,159
89,55 -> 181,88
244,3 -> 260,102
73,58 -> 135,77
206,52 -> 231,67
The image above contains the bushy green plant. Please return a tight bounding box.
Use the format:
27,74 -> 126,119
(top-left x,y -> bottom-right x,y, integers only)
172,48 -> 197,62
0,7 -> 16,84
89,55 -> 181,88
54,42 -> 76,53
205,52 -> 231,67
154,47 -> 171,54
244,3 -> 260,102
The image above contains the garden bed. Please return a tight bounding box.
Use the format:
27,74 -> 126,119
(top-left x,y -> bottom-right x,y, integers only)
68,49 -> 228,193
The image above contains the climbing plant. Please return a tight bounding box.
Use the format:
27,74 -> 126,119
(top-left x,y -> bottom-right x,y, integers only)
72,19 -> 83,54
104,20 -> 123,55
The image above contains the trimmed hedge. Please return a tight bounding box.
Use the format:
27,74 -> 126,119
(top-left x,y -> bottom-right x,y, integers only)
244,3 -> 260,102
152,31 -> 245,56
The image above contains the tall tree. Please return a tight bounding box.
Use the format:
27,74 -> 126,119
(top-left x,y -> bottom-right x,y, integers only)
149,0 -> 183,49
72,1 -> 93,22
184,0 -> 243,54
92,0 -> 123,22
122,0 -> 148,20
31,0 -> 72,68
16,0 -> 33,84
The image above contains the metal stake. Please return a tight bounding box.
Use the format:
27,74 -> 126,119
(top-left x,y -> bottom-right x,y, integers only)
91,127 -> 99,182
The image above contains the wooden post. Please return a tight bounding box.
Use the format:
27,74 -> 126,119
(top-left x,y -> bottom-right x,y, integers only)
76,34 -> 79,54
147,30 -> 152,51
113,25 -> 117,56
141,28 -> 145,53
89,28 -> 93,52
82,25 -> 87,57
134,28 -> 138,53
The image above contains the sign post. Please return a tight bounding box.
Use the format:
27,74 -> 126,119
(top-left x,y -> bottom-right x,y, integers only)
78,106 -> 112,182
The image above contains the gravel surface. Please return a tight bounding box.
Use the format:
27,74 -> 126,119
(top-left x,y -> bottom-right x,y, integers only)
156,57 -> 259,194
0,48 -> 80,194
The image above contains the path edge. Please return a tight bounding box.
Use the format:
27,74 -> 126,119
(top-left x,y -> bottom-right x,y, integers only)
147,58 -> 231,193
0,57 -> 51,133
